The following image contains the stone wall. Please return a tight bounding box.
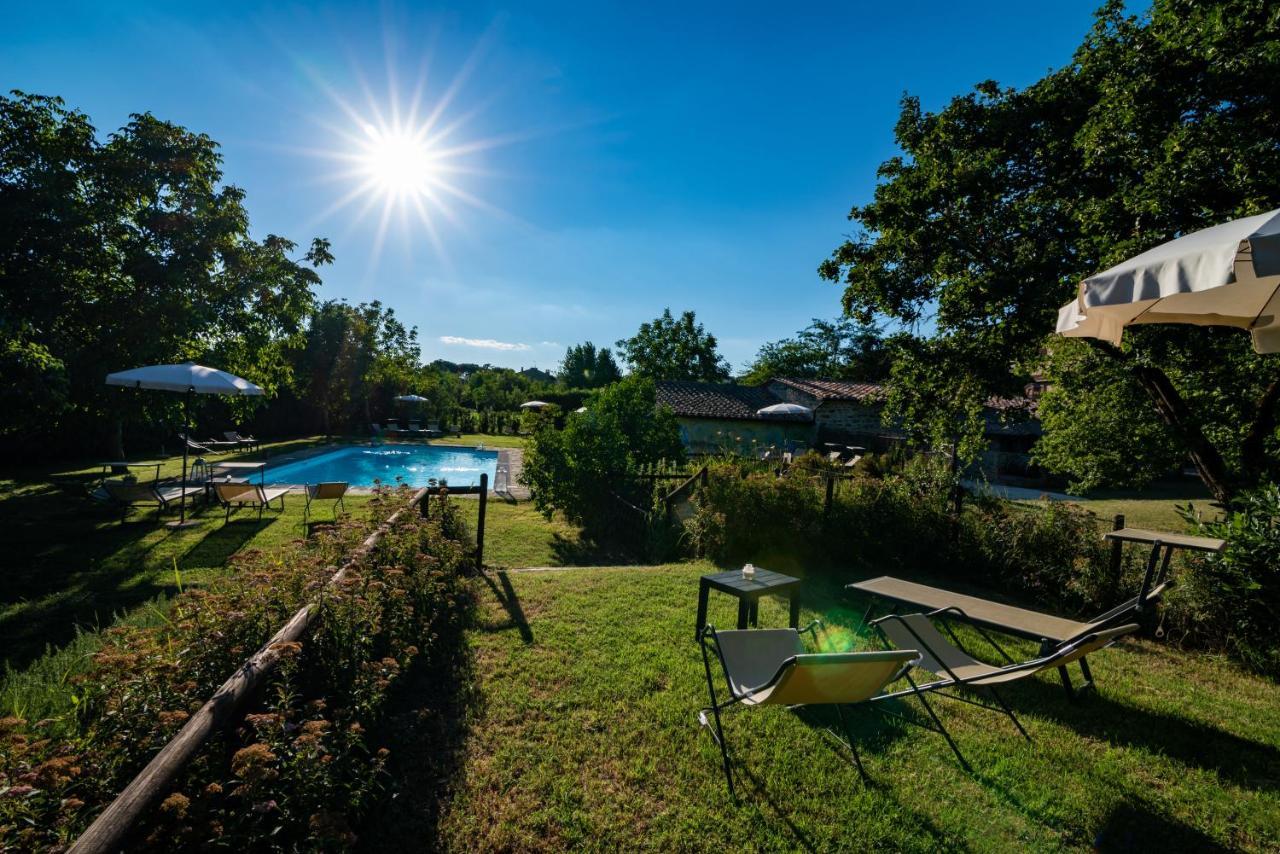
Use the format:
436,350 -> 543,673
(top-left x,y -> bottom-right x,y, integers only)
676,417 -> 813,455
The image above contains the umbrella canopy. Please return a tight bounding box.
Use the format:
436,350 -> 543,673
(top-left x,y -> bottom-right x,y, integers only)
106,362 -> 263,525
520,400 -> 551,409
106,362 -> 265,395
1057,208 -> 1280,352
394,394 -> 429,403
756,402 -> 814,421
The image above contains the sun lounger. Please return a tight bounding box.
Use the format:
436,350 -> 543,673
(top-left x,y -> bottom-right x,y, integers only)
213,481 -> 289,522
304,481 -> 348,524
699,623 -> 960,795
100,481 -> 203,523
223,430 -> 259,451
872,611 -> 1138,740
849,537 -> 1172,650
848,541 -> 1170,697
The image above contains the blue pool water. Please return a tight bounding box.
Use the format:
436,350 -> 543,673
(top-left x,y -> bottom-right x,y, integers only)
264,445 -> 498,488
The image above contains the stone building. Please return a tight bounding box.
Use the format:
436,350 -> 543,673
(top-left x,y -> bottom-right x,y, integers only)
655,377 -> 1041,475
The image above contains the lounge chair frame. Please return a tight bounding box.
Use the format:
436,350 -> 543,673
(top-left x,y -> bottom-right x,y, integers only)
303,482 -> 348,525
214,482 -> 289,522
850,543 -> 1167,700
871,610 -> 1137,719
697,622 -> 966,798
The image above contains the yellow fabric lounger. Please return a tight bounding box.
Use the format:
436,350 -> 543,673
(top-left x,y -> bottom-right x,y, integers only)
304,482 -> 348,524
699,623 -> 963,797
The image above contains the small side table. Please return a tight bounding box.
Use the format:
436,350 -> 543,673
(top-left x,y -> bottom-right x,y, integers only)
695,568 -> 802,641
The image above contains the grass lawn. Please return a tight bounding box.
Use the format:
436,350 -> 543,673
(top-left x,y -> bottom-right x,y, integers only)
1011,479 -> 1218,533
433,432 -> 528,449
0,437 -> 379,719
396,563 -> 1280,852
454,499 -> 634,569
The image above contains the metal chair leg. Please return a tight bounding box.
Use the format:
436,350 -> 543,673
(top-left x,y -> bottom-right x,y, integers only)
986,686 -> 1031,742
700,640 -> 736,799
907,675 -> 971,772
833,703 -> 870,783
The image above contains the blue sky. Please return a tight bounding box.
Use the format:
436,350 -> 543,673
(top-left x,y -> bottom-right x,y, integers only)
3,1 -> 1108,372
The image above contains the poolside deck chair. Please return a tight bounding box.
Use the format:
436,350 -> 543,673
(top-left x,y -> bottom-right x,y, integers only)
213,481 -> 289,522
699,623 -> 949,796
304,481 -> 348,524
223,430 -> 259,451
848,544 -> 1169,698
425,420 -> 442,437
872,611 -> 1138,738
100,481 -> 202,523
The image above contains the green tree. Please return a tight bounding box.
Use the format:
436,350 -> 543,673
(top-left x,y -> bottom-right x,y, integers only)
742,317 -> 890,385
818,0 -> 1280,501
522,376 -> 684,533
559,341 -> 622,388
0,91 -> 329,456
295,300 -> 419,435
616,308 -> 730,382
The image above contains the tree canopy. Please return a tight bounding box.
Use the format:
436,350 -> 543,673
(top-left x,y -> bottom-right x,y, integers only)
558,341 -> 622,388
741,317 -> 890,385
0,91 -> 330,455
616,308 -> 730,383
521,375 -> 684,534
818,0 -> 1280,500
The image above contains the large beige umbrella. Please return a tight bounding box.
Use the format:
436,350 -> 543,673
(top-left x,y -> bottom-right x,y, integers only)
1057,208 -> 1280,351
107,362 -> 264,526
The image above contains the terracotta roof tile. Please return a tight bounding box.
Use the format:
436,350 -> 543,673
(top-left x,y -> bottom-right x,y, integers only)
655,381 -> 783,421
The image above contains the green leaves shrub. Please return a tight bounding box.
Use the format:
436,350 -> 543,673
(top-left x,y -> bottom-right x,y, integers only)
0,486 -> 471,850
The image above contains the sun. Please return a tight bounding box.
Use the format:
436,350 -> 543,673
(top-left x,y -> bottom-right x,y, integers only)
360,125 -> 439,196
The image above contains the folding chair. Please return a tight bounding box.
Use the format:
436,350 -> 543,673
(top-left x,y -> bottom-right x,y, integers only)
699,623 -> 960,797
304,481 -> 348,525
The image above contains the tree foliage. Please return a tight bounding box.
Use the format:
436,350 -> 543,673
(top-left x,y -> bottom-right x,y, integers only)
742,317 -> 890,385
818,0 -> 1280,499
294,300 -> 419,435
521,376 -> 684,533
0,91 -> 329,455
558,341 -> 622,388
616,308 -> 730,382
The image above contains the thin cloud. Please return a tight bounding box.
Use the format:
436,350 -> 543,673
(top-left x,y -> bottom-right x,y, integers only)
439,335 -> 531,352
540,340 -> 561,347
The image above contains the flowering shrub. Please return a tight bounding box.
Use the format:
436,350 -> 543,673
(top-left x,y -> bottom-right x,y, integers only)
0,485 -> 472,850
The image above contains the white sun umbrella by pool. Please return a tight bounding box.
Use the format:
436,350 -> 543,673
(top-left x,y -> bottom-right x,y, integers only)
106,362 -> 264,525
756,403 -> 814,420
1057,208 -> 1280,352
520,400 -> 551,409
394,394 -> 429,403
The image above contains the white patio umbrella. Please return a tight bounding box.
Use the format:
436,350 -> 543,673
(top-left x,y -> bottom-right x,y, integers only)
106,362 -> 264,525
520,400 -> 551,409
756,402 -> 814,420
394,394 -> 429,403
1057,208 -> 1280,352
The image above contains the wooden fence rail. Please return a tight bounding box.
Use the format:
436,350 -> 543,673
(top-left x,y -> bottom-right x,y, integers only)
69,487 -> 432,854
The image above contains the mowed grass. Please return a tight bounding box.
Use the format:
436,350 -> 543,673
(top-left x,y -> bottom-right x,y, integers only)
454,499 -> 635,569
1010,480 -> 1219,533
432,432 -> 528,449
421,563 -> 1280,852
0,437 -> 387,720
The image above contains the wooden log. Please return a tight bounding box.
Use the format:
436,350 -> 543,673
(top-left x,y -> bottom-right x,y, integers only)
70,487 -> 430,854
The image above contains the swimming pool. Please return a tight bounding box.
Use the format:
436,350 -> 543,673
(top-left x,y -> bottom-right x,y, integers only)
264,445 -> 498,488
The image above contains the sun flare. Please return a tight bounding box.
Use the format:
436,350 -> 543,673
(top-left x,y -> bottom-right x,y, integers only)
360,125 -> 439,196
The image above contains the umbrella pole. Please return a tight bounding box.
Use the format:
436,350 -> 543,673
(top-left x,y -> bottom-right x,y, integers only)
179,389 -> 191,524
